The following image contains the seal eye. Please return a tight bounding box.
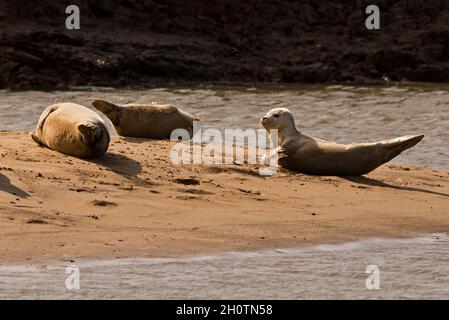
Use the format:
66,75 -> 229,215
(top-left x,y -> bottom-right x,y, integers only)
273,114 -> 280,118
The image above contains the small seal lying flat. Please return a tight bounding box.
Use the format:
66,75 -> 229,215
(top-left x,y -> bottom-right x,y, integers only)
91,99 -> 199,139
261,108 -> 424,176
31,103 -> 110,159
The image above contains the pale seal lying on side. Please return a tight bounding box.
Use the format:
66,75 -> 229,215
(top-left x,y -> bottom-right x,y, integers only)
91,99 -> 199,139
30,103 -> 110,158
260,108 -> 424,176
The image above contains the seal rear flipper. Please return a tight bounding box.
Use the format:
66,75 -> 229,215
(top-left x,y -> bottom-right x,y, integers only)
30,132 -> 42,145
91,99 -> 121,125
37,105 -> 59,130
382,134 -> 424,162
30,105 -> 60,147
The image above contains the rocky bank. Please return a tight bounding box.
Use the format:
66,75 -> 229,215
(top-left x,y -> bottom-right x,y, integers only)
1,0 -> 449,89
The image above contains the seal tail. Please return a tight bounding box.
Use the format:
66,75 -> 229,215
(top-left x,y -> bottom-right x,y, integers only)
91,99 -> 121,125
380,134 -> 424,162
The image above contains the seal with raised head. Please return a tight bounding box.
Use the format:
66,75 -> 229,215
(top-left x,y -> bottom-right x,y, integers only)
30,103 -> 110,159
260,108 -> 424,176
91,99 -> 199,139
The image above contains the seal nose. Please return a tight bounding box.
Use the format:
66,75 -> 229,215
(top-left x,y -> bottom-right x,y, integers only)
262,116 -> 267,121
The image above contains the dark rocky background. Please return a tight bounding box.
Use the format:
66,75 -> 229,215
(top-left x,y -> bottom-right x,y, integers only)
1,0 -> 449,89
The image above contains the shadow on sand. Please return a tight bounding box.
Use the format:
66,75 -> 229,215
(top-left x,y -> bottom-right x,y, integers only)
89,152 -> 142,178
344,176 -> 449,198
120,137 -> 158,144
0,173 -> 30,198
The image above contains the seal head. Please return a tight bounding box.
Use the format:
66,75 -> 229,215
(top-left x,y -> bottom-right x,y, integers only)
261,107 -> 296,132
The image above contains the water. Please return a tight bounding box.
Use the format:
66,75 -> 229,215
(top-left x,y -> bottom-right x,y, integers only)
1,84 -> 448,169
1,233 -> 448,299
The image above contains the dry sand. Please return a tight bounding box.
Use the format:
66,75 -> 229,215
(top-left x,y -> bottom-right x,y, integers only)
1,131 -> 448,264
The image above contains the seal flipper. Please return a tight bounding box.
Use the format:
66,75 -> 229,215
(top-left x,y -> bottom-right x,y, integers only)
91,99 -> 121,126
381,134 -> 424,162
30,105 -> 59,146
78,123 -> 101,145
30,132 -> 42,145
37,105 -> 59,130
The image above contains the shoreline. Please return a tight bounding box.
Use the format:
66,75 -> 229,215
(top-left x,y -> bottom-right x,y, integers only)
1,231 -> 449,267
1,132 -> 449,265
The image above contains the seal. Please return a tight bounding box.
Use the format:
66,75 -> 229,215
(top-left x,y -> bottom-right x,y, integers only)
260,108 -> 424,176
91,99 -> 199,139
30,103 -> 110,159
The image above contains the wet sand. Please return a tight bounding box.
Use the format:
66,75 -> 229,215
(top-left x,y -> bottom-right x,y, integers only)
1,132 -> 448,264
